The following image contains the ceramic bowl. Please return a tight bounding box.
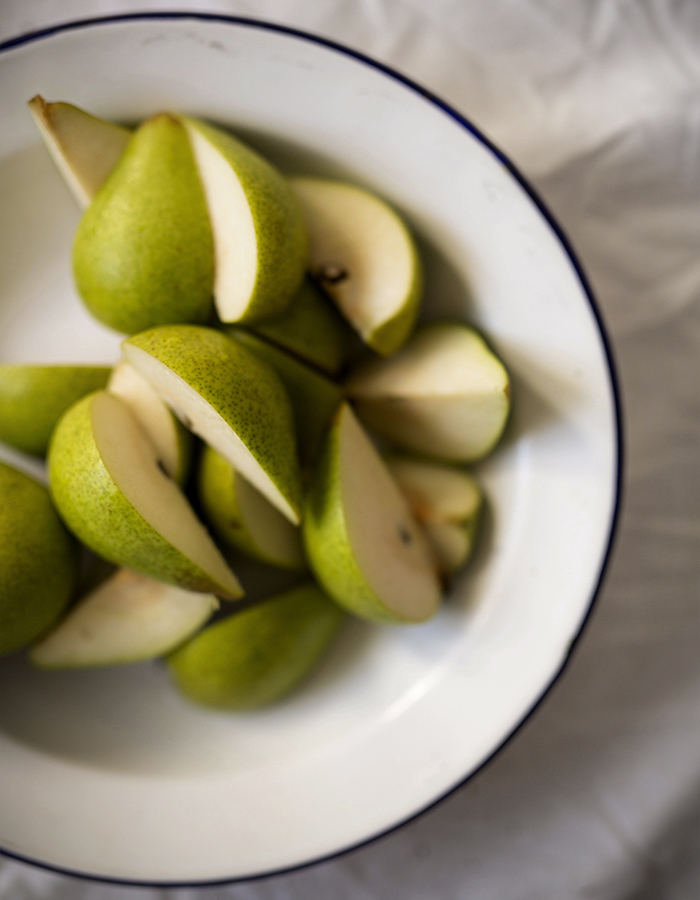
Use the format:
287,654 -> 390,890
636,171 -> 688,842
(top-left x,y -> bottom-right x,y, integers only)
0,13 -> 621,885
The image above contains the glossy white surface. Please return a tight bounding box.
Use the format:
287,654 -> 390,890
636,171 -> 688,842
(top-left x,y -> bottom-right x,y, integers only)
0,16 -> 618,883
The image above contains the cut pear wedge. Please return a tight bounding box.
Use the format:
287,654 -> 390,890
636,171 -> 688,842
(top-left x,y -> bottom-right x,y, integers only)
123,326 -> 303,524
30,569 -> 218,669
108,360 -> 192,485
28,95 -> 130,208
290,177 -> 422,356
346,322 -> 511,462
198,445 -> 306,571
48,390 -> 243,599
182,116 -> 308,324
303,403 -> 441,623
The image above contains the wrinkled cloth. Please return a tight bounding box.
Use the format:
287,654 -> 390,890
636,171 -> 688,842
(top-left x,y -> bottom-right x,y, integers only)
0,1 -> 699,898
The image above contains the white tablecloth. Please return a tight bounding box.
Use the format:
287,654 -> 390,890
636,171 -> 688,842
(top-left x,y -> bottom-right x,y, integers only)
0,1 -> 698,897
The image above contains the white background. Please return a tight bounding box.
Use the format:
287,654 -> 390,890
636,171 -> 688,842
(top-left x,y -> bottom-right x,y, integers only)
0,1 -> 698,898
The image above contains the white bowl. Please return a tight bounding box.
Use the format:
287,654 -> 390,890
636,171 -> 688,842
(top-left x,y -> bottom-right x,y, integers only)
0,13 -> 621,886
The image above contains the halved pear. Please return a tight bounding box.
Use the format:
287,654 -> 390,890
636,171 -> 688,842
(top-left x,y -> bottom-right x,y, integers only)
73,113 -> 214,334
182,116 -> 308,323
198,445 -> 306,571
289,177 -> 422,356
346,323 -> 511,462
122,325 -> 303,524
0,364 -> 111,456
48,390 -> 242,599
167,583 -> 344,710
30,569 -> 218,669
303,403 -> 441,623
28,95 -> 130,208
225,328 -> 342,468
107,360 -> 192,485
385,457 -> 483,575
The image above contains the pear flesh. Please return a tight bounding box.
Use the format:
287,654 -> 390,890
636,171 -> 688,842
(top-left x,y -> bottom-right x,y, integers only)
183,117 -> 308,324
123,326 -> 303,525
303,404 -> 441,624
30,569 -> 218,669
290,177 -> 422,356
107,360 -> 192,484
0,364 -> 111,457
346,323 -> 511,462
198,445 -> 306,571
48,390 -> 243,599
167,583 -> 344,710
28,95 -> 130,208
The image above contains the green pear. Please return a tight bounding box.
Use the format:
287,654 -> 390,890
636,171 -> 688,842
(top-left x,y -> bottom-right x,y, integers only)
30,569 -> 218,669
28,95 -> 130,208
122,325 -> 303,524
289,177 -> 422,356
182,116 -> 308,323
198,445 -> 305,571
167,583 -> 344,709
72,113 -> 214,334
48,390 -> 243,599
385,456 -> 483,575
107,360 -> 193,485
225,328 -> 343,468
346,322 -> 511,462
0,462 -> 77,656
0,364 -> 111,456
247,277 -> 357,376
303,403 -> 441,624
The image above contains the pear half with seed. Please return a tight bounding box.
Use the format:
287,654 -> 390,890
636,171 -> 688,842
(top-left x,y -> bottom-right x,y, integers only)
30,569 -> 218,669
303,403 -> 441,624
48,390 -> 242,599
290,177 -> 422,356
28,95 -> 130,208
346,322 -> 510,462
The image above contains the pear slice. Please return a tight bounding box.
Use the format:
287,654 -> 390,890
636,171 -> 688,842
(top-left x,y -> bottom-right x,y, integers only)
0,364 -> 111,456
107,360 -> 192,485
182,116 -> 308,324
167,583 -> 344,709
225,328 -> 342,468
346,323 -> 511,462
289,177 -> 422,356
28,95 -> 130,208
30,569 -> 218,669
73,113 -> 214,334
48,390 -> 243,599
303,403 -> 441,623
385,457 -> 483,575
198,445 -> 306,571
123,326 -> 303,524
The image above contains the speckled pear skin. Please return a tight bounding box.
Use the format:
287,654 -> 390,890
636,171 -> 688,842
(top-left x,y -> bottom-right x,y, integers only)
0,364 -> 111,456
0,462 -> 77,656
167,583 -> 345,710
47,391 -> 240,598
72,113 -> 214,334
225,328 -> 343,468
124,325 -> 303,522
183,116 -> 308,323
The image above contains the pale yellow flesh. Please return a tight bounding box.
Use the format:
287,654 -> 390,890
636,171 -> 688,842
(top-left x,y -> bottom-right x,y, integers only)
107,361 -> 180,480
423,520 -> 473,573
185,125 -> 258,320
235,472 -> 305,569
28,95 -> 130,209
290,178 -> 416,341
30,569 -> 218,668
340,406 -> 440,620
386,458 -> 482,522
92,392 -> 242,597
123,345 -> 298,524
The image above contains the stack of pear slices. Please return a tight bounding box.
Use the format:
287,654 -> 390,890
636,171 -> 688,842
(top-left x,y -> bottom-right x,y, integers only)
0,97 -> 511,711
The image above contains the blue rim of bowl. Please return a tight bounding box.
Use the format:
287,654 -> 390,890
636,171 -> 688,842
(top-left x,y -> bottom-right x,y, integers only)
0,11 -> 624,888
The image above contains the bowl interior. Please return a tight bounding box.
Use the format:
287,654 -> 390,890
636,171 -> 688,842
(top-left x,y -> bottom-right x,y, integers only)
0,15 -> 619,884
